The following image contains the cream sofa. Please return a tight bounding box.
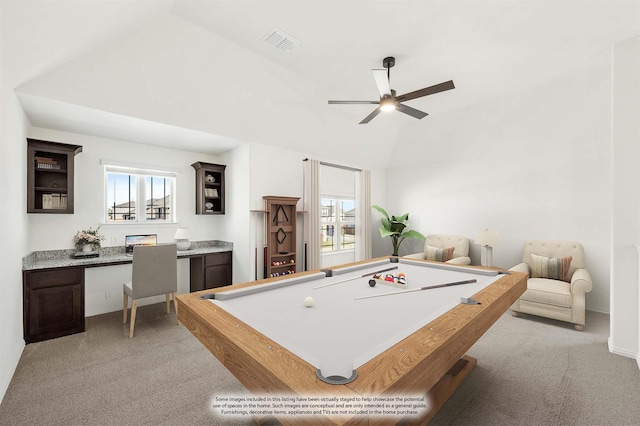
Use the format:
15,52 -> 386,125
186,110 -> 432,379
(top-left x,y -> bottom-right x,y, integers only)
510,240 -> 592,331
404,234 -> 471,265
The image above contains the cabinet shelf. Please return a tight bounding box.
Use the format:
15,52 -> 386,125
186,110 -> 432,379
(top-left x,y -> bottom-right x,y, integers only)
272,263 -> 296,269
272,252 -> 296,258
35,168 -> 68,173
35,187 -> 68,192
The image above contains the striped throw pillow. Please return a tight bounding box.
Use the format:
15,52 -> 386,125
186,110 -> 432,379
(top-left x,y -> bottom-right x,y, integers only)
425,245 -> 455,262
531,254 -> 572,282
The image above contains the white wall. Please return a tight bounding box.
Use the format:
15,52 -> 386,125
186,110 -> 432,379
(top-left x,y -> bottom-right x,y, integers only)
379,63 -> 612,314
0,78 -> 31,407
0,2 -> 40,404
610,36 -> 640,361
370,169 -> 388,257
27,127 -> 224,249
220,143 -> 251,284
248,143 -> 305,279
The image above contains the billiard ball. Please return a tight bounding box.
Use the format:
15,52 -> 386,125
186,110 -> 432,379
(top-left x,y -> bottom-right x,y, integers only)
369,279 -> 376,287
304,296 -> 314,307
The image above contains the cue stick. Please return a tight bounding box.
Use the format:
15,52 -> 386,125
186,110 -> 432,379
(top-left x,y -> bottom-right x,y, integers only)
313,266 -> 398,289
355,279 -> 477,300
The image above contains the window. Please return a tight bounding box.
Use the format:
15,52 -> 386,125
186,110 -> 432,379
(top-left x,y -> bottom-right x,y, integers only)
320,198 -> 355,252
104,164 -> 176,223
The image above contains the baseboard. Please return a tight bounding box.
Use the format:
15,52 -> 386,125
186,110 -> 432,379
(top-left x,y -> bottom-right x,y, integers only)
608,336 -> 639,360
586,306 -> 610,315
0,339 -> 25,404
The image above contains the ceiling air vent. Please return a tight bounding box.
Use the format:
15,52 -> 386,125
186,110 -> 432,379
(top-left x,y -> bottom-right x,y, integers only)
262,27 -> 300,53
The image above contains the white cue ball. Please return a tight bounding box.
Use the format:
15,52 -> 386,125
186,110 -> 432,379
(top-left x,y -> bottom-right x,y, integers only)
304,296 -> 314,307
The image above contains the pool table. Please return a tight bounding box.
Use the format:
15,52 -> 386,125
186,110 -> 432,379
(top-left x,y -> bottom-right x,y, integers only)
176,257 -> 527,425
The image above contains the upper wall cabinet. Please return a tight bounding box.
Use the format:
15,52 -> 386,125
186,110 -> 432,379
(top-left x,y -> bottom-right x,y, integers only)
27,139 -> 82,214
191,162 -> 226,215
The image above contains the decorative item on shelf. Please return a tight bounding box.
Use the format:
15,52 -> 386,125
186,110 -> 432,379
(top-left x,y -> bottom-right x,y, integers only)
475,229 -> 500,267
205,202 -> 214,212
72,226 -> 105,253
204,188 -> 219,198
35,156 -> 61,170
205,174 -> 216,183
173,228 -> 192,251
371,205 -> 425,256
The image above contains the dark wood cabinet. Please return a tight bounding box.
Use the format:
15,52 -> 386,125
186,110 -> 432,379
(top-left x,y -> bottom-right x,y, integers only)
190,251 -> 232,291
23,267 -> 85,343
22,247 -> 232,343
264,196 -> 299,278
27,139 -> 82,214
191,162 -> 226,215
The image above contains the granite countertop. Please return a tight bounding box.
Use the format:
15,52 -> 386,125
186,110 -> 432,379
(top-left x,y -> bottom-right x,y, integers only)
23,240 -> 233,271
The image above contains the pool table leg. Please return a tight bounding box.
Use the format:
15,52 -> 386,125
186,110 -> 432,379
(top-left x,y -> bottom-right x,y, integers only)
421,355 -> 477,425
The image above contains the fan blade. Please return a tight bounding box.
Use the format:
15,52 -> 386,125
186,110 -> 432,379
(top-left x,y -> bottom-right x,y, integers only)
396,103 -> 428,120
372,69 -> 391,97
359,108 -> 382,124
328,100 -> 379,104
395,80 -> 455,103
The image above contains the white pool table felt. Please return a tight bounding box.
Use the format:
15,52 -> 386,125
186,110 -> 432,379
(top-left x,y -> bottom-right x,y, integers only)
209,259 -> 500,378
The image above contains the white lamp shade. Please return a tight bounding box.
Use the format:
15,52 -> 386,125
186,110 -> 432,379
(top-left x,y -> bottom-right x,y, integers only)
475,229 -> 500,247
173,228 -> 192,240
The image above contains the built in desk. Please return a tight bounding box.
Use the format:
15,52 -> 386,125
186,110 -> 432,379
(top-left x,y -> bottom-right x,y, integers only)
22,240 -> 232,343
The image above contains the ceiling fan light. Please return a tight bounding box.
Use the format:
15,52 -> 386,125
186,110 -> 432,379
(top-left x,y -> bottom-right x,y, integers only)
380,97 -> 396,112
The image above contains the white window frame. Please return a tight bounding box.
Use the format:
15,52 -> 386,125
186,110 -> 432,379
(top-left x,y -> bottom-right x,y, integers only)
320,196 -> 355,253
103,161 -> 178,224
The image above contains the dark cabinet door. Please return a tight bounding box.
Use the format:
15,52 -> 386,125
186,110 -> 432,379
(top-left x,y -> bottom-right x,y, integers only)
204,263 -> 232,289
190,251 -> 232,291
24,268 -> 85,343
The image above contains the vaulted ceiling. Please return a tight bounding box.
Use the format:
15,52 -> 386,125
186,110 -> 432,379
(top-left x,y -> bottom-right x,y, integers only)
7,0 -> 640,168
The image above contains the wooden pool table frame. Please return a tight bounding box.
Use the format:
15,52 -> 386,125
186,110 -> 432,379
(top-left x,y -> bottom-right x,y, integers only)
176,258 -> 527,425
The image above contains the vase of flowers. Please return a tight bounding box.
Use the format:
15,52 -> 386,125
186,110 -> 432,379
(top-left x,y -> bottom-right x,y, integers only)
73,227 -> 105,252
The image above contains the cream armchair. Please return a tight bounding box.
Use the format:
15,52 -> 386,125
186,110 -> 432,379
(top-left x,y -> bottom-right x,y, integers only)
510,240 -> 592,331
404,234 -> 471,265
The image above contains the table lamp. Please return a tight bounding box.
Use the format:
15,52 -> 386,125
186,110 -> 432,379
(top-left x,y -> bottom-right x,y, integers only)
475,229 -> 499,267
173,228 -> 192,251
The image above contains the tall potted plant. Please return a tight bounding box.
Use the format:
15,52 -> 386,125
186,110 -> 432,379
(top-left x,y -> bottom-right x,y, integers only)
372,205 -> 425,256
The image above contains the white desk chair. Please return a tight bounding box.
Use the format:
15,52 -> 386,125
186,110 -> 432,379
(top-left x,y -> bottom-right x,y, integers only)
123,244 -> 178,338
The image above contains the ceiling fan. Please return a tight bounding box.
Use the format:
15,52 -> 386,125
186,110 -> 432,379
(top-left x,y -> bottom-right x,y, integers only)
328,57 -> 455,124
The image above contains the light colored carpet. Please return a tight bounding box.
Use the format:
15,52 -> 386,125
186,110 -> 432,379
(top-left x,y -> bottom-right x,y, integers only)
0,303 -> 249,426
1,304 -> 639,425
431,310 -> 640,425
